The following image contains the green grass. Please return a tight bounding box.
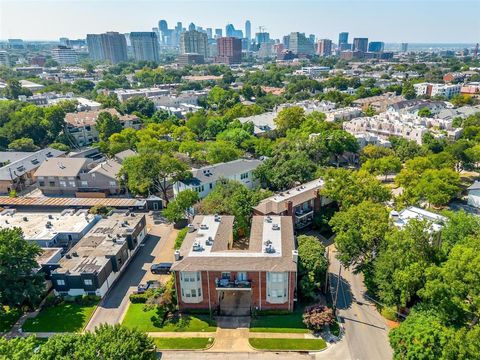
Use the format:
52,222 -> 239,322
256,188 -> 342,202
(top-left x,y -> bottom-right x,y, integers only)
122,303 -> 216,332
174,228 -> 188,250
249,338 -> 327,351
22,302 -> 96,332
153,337 -> 214,350
250,306 -> 309,333
0,306 -> 22,332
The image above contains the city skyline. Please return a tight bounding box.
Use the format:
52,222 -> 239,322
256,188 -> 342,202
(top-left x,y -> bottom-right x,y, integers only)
1,0 -> 479,43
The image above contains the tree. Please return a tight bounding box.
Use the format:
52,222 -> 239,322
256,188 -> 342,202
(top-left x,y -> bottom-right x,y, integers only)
274,106 -> 305,135
73,79 -> 95,93
163,189 -> 199,223
3,79 -> 32,100
120,154 -> 190,203
401,82 -> 416,100
360,144 -> 395,161
418,107 -> 433,118
321,168 -> 391,209
414,168 -> 460,207
302,305 -> 335,332
96,111 -> 122,142
330,201 -> 389,271
0,228 -> 45,308
122,96 -> 155,118
205,140 -> 242,164
297,235 -> 328,300
361,155 -> 402,180
440,210 -> 480,255
205,86 -> 240,111
8,137 -> 39,151
0,336 -> 38,360
389,309 -> 455,360
374,220 -> 441,308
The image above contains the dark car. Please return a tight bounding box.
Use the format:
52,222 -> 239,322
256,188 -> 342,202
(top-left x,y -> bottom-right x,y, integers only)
150,262 -> 172,274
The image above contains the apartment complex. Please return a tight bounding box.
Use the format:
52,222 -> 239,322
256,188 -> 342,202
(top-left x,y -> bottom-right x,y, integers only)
173,159 -> 263,199
51,46 -> 78,65
0,148 -> 65,194
216,37 -> 242,64
65,108 -> 141,146
413,83 -> 461,99
130,32 -> 160,62
34,158 -> 123,196
51,212 -> 147,297
172,215 -> 297,315
253,178 -> 331,229
86,32 -> 128,64
316,39 -> 332,57
179,30 -> 208,58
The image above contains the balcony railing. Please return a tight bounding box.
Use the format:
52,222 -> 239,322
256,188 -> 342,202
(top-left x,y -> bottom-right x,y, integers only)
216,278 -> 252,289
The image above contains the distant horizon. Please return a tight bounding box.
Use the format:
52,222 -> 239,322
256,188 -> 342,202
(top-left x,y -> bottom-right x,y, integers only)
1,1 -> 479,43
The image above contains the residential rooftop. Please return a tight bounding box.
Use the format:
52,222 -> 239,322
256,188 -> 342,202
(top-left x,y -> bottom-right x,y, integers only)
171,215 -> 296,272
391,206 -> 447,232
34,157 -> 88,178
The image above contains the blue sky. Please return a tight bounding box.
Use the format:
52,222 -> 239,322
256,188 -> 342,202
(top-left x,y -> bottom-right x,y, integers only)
1,0 -> 478,42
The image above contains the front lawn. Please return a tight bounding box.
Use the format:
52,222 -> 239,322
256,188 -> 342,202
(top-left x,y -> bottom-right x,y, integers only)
153,337 -> 214,350
22,303 -> 96,332
0,306 -> 22,332
249,338 -> 327,351
122,303 -> 216,332
250,306 -> 309,333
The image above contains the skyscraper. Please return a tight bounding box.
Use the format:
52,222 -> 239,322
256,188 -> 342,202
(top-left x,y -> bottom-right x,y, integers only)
52,45 -> 78,65
255,32 -> 270,44
353,38 -> 369,53
130,32 -> 160,62
215,28 -> 223,39
316,39 -> 332,57
158,20 -> 168,33
87,32 -> 128,64
245,20 -> 251,40
216,37 -> 242,64
188,23 -> 196,31
289,32 -> 314,56
180,30 -> 208,58
338,32 -> 349,46
401,43 -> 409,52
368,41 -> 384,52
206,28 -> 213,39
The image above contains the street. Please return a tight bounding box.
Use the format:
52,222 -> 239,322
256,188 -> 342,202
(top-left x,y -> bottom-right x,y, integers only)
85,222 -> 175,331
318,246 -> 393,360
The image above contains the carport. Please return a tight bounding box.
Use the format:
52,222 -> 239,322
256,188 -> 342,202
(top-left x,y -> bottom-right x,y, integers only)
218,290 -> 252,316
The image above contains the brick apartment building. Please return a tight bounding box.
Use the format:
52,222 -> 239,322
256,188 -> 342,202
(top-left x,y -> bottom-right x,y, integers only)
215,37 -> 242,64
171,215 -> 297,315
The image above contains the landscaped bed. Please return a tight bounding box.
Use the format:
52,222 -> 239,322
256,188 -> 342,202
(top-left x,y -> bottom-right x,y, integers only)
249,338 -> 327,351
22,302 -> 97,333
0,306 -> 22,332
153,337 -> 214,350
250,307 -> 309,333
122,303 -> 216,332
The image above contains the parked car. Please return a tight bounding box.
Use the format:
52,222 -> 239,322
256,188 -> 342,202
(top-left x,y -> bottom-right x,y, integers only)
135,280 -> 161,294
150,262 -> 172,274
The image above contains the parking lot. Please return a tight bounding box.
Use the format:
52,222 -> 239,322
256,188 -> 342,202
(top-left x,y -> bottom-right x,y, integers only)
85,215 -> 178,331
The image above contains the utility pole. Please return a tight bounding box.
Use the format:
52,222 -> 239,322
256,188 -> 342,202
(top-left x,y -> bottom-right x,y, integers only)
333,265 -> 342,315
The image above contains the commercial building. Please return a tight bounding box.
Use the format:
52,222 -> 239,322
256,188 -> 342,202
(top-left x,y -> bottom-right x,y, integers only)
172,215 -> 297,314
215,37 -> 242,64
86,32 -> 128,64
177,53 -> 205,66
401,43 -> 409,52
51,46 -> 78,65
0,208 -> 99,248
34,158 -> 124,196
352,38 -> 369,53
51,212 -> 147,297
338,32 -> 349,49
368,41 -> 385,53
461,82 -> 480,97
245,20 -> 251,41
288,32 -> 314,56
130,32 -> 160,62
0,51 -> 11,67
0,148 -> 65,194
413,83 -> 461,99
316,39 -> 332,57
179,30 -> 208,58
173,159 -> 263,199
253,178 -> 332,229
64,108 -> 141,146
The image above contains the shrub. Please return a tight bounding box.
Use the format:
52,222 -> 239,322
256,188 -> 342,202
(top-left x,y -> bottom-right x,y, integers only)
381,306 -> 397,321
174,228 -> 188,250
129,289 -> 154,304
89,205 -> 113,217
8,190 -> 17,198
303,305 -> 335,332
43,294 -> 63,308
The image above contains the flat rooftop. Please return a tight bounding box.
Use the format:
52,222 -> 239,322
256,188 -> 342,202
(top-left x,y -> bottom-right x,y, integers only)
0,209 -> 98,241
253,178 -> 324,215
171,215 -> 296,272
0,196 -> 146,208
55,212 -> 146,275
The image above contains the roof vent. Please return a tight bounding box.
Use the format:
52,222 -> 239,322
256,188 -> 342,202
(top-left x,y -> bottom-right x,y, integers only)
266,216 -> 272,223
23,217 -> 28,221
272,224 -> 280,230
174,250 -> 181,261
264,244 -> 276,254
214,214 -> 221,222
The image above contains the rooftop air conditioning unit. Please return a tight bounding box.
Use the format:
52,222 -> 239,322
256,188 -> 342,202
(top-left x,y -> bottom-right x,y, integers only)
272,224 -> 280,230
174,250 -> 181,261
266,216 -> 272,223
214,214 -> 221,222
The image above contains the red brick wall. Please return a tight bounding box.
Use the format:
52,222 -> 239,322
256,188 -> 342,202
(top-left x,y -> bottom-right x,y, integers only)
176,270 -> 297,312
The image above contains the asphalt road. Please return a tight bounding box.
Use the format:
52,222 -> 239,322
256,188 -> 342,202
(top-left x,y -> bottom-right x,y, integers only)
85,230 -> 166,331
321,246 -> 393,360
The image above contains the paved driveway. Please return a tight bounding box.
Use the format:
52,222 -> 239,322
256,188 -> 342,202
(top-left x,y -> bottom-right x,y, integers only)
85,221 -> 175,331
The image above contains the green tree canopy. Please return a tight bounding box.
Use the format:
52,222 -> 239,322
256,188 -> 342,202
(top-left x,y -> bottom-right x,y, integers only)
297,235 -> 328,300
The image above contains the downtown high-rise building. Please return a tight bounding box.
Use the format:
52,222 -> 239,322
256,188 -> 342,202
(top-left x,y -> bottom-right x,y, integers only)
352,37 -> 369,52
214,28 -> 223,39
245,20 -> 251,40
130,32 -> 160,62
401,43 -> 409,52
216,37 -> 242,64
316,39 -> 332,57
368,41 -> 385,52
338,32 -> 350,51
255,32 -> 270,44
87,32 -> 128,64
179,29 -> 208,58
288,32 -> 314,56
